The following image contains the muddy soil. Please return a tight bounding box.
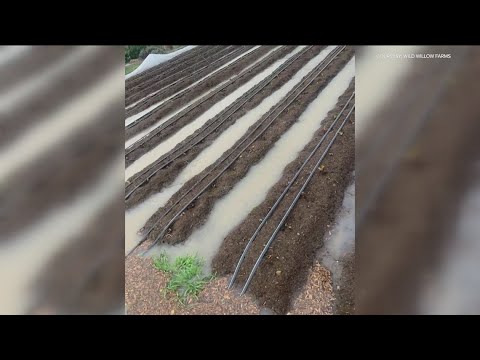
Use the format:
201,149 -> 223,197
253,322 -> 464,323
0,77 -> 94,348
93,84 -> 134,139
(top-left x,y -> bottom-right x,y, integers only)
125,46 -> 219,99
315,178 -> 355,315
126,47 -> 238,117
125,47 -> 278,140
125,47 -> 293,166
0,105 -> 124,240
0,47 -> 120,149
139,49 -> 354,249
126,46 -> 234,106
212,83 -> 355,314
356,47 -> 480,314
333,254 -> 355,314
125,46 -> 325,204
125,46 -> 216,93
125,47 -> 250,112
125,46 -> 277,140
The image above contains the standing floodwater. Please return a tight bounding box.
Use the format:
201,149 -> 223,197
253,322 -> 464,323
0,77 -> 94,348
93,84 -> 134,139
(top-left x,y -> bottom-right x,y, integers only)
125,46 -> 337,254
150,57 -> 355,272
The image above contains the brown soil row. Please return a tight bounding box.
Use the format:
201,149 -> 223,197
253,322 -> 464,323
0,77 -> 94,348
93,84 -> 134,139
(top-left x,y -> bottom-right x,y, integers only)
334,254 -> 355,314
212,83 -> 355,314
124,46 -> 299,170
137,48 -> 354,250
125,46 -> 234,106
125,46 -> 325,206
125,46 -> 249,112
125,46 -> 213,92
0,47 -> 121,149
125,46 -> 277,140
125,46 -> 219,97
356,46 -> 480,314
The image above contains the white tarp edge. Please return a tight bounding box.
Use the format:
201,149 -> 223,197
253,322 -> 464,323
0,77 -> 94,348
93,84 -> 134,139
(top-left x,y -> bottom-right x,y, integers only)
125,46 -> 197,79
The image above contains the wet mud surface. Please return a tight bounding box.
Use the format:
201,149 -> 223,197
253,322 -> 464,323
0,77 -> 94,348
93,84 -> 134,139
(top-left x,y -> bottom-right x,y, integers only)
125,46 -> 277,139
125,46 -> 323,205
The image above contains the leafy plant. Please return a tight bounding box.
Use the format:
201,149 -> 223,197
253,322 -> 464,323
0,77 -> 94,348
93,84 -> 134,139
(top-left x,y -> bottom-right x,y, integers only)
153,252 -> 173,273
153,252 -> 214,305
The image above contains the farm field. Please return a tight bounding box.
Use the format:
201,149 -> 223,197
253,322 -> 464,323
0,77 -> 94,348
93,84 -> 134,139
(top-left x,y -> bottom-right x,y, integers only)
124,45 -> 356,315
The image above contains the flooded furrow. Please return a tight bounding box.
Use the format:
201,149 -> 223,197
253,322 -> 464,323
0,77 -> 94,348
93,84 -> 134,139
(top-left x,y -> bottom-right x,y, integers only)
319,180 -> 355,270
125,185 -> 180,255
317,177 -> 355,314
125,46 -> 336,254
124,47 -> 305,182
127,46 -> 280,132
125,79 -> 229,149
151,57 -> 355,272
125,46 -> 260,118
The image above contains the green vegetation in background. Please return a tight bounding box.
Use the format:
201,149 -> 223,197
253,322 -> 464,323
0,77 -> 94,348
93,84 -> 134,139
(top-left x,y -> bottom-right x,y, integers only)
153,252 -> 214,305
125,61 -> 140,75
125,45 -> 185,63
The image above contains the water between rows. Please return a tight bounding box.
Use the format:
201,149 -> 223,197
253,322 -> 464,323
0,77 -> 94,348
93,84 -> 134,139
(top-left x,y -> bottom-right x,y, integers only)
124,46 -> 305,181
124,46 -> 262,124
149,57 -> 355,272
124,46 -> 335,254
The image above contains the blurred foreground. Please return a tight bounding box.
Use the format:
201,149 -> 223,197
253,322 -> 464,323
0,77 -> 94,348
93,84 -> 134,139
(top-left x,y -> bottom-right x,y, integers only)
0,46 -> 125,314
356,46 -> 480,314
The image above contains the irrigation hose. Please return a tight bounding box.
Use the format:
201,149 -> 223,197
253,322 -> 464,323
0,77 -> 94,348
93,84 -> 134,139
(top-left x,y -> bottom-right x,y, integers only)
141,46 -> 347,255
240,104 -> 355,295
124,46 -> 314,199
228,91 -> 355,289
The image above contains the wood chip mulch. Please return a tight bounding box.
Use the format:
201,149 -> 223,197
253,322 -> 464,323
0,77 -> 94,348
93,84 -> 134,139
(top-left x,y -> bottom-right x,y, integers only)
125,255 -> 260,315
288,262 -> 335,315
126,255 -> 334,315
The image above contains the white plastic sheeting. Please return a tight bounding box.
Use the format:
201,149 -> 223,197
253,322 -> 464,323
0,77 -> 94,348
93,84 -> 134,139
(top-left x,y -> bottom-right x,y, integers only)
125,46 -> 196,79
